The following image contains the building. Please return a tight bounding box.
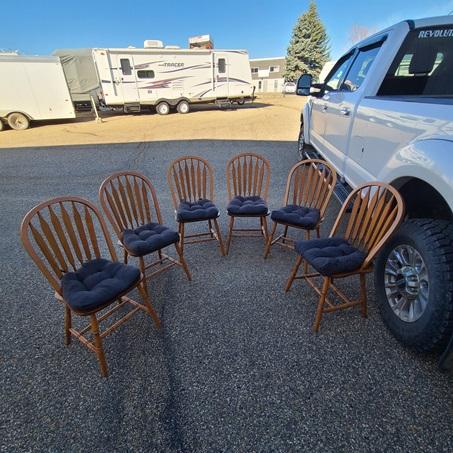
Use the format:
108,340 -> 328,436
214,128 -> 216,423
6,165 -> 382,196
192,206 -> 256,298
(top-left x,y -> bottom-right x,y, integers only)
249,57 -> 286,93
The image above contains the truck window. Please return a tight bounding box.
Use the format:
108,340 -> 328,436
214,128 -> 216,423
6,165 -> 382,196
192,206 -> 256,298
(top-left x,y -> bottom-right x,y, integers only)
120,58 -> 132,76
218,58 -> 226,73
341,43 -> 382,92
378,25 -> 453,96
323,53 -> 354,92
137,70 -> 155,79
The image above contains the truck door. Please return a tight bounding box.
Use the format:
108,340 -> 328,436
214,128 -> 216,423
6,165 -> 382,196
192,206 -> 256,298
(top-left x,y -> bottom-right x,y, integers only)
214,53 -> 229,97
309,52 -> 355,163
322,42 -> 383,176
113,54 -> 139,104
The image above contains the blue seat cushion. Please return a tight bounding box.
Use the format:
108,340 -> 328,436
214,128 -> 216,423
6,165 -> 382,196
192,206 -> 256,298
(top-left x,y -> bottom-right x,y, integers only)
123,222 -> 179,256
295,237 -> 366,276
177,199 -> 219,222
227,195 -> 268,216
61,259 -> 140,312
271,205 -> 320,229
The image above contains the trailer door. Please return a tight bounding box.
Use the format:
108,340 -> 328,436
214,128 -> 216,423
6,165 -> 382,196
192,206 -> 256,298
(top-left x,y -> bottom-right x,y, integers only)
214,53 -> 229,97
114,54 -> 139,103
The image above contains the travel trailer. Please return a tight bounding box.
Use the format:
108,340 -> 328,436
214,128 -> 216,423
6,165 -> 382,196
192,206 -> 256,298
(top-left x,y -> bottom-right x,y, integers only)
0,55 -> 75,130
92,43 -> 254,114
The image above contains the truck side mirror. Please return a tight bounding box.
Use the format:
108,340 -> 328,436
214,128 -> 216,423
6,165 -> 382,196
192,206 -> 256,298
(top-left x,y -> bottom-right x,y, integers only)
296,74 -> 312,96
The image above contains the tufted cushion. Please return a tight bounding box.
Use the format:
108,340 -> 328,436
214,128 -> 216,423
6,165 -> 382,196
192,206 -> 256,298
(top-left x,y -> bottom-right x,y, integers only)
227,196 -> 268,216
177,199 -> 219,222
61,259 -> 140,312
123,222 -> 179,256
271,204 -> 320,229
295,237 -> 366,276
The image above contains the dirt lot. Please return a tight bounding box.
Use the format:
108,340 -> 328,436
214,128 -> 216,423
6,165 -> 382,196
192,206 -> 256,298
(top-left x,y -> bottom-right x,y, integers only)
0,94 -> 303,149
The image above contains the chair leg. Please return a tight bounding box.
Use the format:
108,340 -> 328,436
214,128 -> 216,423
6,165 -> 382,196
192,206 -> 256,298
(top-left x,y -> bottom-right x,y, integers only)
226,216 -> 235,255
360,273 -> 368,318
178,222 -> 185,253
316,226 -> 320,238
264,221 -> 277,258
313,277 -> 331,333
261,216 -> 269,241
208,219 -> 214,238
139,256 -> 148,295
285,255 -> 303,292
282,225 -> 289,244
175,242 -> 192,281
123,249 -> 128,264
64,304 -> 71,346
158,249 -> 163,263
90,314 -> 108,377
137,281 -> 161,329
213,218 -> 226,256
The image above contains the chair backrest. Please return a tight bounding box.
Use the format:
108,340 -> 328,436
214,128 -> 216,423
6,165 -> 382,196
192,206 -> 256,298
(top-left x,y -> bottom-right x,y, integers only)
99,171 -> 163,237
226,152 -> 271,200
167,156 -> 215,208
330,182 -> 405,267
284,159 -> 337,217
20,196 -> 117,294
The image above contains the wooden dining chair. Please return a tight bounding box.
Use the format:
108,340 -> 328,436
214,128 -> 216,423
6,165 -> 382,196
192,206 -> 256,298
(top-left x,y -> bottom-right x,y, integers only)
99,171 -> 191,290
20,196 -> 161,377
225,152 -> 271,254
264,159 -> 337,258
167,156 -> 225,255
285,182 -> 405,332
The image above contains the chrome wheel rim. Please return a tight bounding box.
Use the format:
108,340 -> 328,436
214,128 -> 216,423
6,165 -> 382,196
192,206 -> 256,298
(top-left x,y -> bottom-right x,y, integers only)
11,114 -> 27,129
384,244 -> 429,323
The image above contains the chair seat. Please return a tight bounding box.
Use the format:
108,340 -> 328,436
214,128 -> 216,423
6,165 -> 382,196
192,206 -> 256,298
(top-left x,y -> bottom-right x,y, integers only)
61,259 -> 141,313
295,237 -> 366,276
123,222 -> 179,256
177,199 -> 219,222
271,204 -> 320,229
227,195 -> 268,216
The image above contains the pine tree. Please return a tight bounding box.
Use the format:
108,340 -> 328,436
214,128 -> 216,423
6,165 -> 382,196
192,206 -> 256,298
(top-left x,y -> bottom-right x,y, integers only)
285,1 -> 330,81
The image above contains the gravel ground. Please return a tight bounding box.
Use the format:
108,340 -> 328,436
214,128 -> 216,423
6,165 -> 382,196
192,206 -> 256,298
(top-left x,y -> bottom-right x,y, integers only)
0,140 -> 452,452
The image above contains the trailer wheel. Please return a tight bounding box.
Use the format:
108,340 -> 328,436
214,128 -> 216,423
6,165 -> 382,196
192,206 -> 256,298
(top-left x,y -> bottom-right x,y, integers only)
176,100 -> 190,114
375,219 -> 453,352
156,102 -> 170,115
0,119 -> 4,132
8,112 -> 30,130
237,98 -> 245,105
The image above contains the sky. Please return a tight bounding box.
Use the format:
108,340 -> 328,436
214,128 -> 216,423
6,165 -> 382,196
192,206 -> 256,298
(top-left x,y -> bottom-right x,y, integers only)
2,0 -> 453,61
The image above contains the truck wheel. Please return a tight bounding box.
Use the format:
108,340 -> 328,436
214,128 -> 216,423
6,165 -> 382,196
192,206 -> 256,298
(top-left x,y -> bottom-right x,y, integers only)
237,98 -> 245,105
176,100 -> 190,114
156,102 -> 170,115
8,112 -> 30,130
375,219 -> 453,352
298,120 -> 307,160
0,119 -> 4,131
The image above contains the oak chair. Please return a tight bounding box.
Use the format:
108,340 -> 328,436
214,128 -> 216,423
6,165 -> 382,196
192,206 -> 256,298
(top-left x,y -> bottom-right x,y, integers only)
99,171 -> 191,290
167,156 -> 225,255
264,159 -> 337,258
285,182 -> 404,332
20,196 -> 161,377
225,152 -> 271,255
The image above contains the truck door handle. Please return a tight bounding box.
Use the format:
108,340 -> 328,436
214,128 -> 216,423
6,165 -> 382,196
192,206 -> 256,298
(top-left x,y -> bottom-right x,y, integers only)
340,107 -> 350,116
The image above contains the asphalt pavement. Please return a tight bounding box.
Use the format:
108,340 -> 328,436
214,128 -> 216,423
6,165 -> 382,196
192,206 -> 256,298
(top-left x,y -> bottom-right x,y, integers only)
1,140 -> 452,452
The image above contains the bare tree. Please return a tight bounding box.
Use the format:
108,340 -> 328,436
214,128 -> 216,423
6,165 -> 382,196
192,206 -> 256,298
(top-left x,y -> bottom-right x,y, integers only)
348,24 -> 376,45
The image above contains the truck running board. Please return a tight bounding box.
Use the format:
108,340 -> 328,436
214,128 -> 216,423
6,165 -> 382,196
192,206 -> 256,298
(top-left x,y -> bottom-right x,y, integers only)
302,147 -> 352,205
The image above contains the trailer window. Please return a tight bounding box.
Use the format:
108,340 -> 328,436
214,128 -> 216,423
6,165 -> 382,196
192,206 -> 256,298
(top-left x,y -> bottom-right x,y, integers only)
378,26 -> 453,96
120,58 -> 132,76
137,70 -> 155,79
218,58 -> 226,73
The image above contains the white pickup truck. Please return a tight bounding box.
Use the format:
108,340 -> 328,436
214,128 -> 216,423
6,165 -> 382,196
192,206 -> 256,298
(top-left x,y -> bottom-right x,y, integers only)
296,15 -> 453,367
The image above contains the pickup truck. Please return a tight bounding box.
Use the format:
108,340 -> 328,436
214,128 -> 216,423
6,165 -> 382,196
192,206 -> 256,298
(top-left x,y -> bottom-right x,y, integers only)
295,15 -> 453,366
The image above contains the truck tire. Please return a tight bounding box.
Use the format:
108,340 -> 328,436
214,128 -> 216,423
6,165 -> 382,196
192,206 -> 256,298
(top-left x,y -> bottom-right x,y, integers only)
374,219 -> 453,352
0,119 -> 4,131
298,120 -> 307,160
8,112 -> 30,130
176,100 -> 190,114
237,98 -> 245,105
156,102 -> 170,115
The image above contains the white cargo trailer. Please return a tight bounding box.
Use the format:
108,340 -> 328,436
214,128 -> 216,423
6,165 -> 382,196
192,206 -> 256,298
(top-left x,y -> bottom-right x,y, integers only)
92,46 -> 254,114
0,55 -> 76,130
